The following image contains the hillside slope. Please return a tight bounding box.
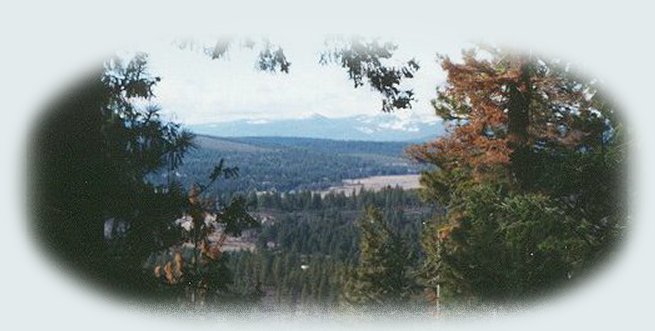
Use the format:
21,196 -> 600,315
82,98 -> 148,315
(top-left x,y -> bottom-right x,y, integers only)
151,135 -> 428,194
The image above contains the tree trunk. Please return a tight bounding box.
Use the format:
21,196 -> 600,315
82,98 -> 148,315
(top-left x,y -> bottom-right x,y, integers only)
506,61 -> 533,186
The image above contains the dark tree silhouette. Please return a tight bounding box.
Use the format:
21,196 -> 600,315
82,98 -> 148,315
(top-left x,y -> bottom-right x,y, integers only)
30,54 -> 258,302
176,36 -> 420,112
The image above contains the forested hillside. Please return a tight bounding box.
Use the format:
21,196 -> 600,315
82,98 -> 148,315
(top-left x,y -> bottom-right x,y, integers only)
224,187 -> 436,309
150,135 -> 427,194
29,41 -> 627,315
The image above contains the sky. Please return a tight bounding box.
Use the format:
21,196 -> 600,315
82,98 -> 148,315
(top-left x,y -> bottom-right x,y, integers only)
5,2 -> 653,330
136,36 -> 469,125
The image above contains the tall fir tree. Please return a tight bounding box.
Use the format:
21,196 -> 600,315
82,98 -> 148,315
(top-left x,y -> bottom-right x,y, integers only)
341,207 -> 415,308
409,47 -> 627,305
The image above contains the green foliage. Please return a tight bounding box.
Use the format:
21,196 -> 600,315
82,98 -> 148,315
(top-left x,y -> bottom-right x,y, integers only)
31,54 -> 190,292
341,207 -> 416,307
30,54 -> 257,304
177,36 -> 419,112
154,135 -> 426,195
425,185 -> 592,302
223,188 -> 431,309
320,36 -> 420,112
414,50 -> 628,307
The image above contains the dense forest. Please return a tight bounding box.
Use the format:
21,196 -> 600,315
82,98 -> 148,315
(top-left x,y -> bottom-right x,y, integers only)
29,38 -> 627,315
223,187 -> 434,309
149,135 -> 426,194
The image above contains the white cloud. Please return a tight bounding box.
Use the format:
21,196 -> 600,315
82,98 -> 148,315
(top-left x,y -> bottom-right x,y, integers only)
138,37 -> 465,125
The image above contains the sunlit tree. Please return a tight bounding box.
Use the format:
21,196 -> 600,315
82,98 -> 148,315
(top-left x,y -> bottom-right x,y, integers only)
409,47 -> 627,304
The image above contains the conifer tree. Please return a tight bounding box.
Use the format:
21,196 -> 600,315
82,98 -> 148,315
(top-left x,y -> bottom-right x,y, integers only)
32,54 -> 259,303
341,207 -> 415,307
409,47 -> 627,304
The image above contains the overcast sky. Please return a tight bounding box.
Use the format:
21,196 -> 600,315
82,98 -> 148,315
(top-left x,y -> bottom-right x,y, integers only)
136,36 -> 470,125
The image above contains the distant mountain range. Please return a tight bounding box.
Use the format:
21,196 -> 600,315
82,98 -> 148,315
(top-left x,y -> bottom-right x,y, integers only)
187,113 -> 444,142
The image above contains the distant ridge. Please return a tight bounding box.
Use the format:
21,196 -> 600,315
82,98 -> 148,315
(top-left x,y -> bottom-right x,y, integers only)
188,113 -> 444,142
152,135 -> 429,195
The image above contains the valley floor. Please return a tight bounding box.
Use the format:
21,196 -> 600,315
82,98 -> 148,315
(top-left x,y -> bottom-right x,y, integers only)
317,174 -> 421,197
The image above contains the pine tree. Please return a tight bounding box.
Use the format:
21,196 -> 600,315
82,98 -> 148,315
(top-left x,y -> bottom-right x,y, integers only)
409,47 -> 627,304
341,207 -> 415,308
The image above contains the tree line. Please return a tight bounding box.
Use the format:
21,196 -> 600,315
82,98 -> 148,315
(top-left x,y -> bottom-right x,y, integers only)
223,187 -> 433,309
30,41 -> 627,312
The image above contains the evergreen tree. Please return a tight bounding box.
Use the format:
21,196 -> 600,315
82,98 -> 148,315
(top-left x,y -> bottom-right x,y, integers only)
409,47 -> 627,305
341,207 -> 415,307
31,53 -> 194,294
31,54 -> 259,304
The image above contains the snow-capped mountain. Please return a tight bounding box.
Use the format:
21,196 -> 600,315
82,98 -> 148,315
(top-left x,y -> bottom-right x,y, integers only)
188,113 -> 444,142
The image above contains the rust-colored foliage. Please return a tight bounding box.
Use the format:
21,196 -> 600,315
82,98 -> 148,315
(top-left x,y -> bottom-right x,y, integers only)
152,185 -> 226,287
149,176 -> 258,305
408,48 -> 596,183
412,48 -> 623,303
